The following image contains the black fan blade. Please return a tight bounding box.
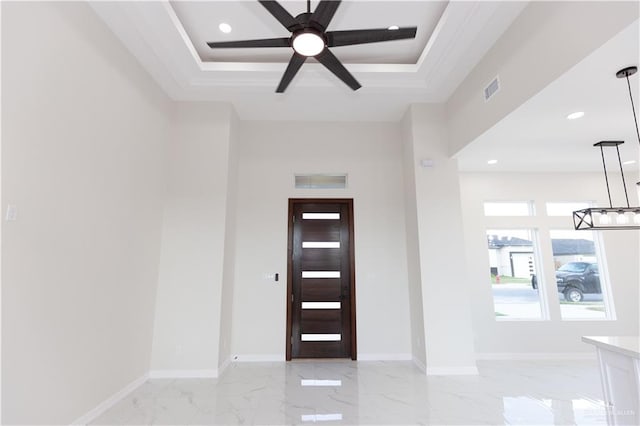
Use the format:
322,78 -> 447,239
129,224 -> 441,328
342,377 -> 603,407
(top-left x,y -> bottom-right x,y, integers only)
326,27 -> 417,47
311,0 -> 341,29
259,0 -> 298,30
207,37 -> 290,49
314,48 -> 361,91
276,52 -> 307,93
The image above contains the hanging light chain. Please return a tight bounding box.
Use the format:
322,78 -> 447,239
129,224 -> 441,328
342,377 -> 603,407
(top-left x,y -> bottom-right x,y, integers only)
599,144 -> 613,208
623,72 -> 640,147
615,143 -> 631,208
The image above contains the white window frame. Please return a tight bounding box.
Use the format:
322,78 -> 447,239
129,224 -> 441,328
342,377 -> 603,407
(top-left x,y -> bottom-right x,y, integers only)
548,228 -> 616,321
485,227 -> 549,321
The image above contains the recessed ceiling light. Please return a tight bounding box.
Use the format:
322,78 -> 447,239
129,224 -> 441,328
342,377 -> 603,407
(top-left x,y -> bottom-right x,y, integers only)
623,160 -> 637,165
566,111 -> 585,120
487,159 -> 498,165
388,25 -> 399,30
219,23 -> 232,34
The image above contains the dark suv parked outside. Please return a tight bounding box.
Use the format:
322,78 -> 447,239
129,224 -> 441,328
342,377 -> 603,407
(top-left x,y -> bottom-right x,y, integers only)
531,261 -> 601,302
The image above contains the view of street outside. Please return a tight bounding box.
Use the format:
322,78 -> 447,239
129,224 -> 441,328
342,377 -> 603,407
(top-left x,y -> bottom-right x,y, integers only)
491,277 -> 605,319
488,229 -> 543,319
485,204 -> 610,321
550,230 -> 606,319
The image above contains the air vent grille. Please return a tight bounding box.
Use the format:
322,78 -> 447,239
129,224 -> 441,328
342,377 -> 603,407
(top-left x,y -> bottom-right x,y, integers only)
484,76 -> 500,101
295,174 -> 347,189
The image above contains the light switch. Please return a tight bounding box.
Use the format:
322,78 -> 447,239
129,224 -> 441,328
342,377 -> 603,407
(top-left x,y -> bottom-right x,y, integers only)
264,273 -> 279,282
5,205 -> 17,221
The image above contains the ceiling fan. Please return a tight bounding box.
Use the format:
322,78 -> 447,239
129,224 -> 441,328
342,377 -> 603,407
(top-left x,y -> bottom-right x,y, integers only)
207,0 -> 417,93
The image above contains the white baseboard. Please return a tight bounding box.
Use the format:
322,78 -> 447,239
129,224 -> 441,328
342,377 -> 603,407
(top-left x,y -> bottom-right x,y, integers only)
476,352 -> 597,361
357,353 -> 412,361
426,366 -> 480,376
412,356 -> 427,373
232,354 -> 414,362
70,373 -> 147,426
232,354 -> 283,362
148,369 -> 218,379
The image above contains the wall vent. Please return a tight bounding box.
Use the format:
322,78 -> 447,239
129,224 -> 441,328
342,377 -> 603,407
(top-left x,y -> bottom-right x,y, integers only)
295,174 -> 347,189
483,76 -> 500,101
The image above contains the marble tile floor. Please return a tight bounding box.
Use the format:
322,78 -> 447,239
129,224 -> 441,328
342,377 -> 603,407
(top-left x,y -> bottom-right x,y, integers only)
91,360 -> 609,425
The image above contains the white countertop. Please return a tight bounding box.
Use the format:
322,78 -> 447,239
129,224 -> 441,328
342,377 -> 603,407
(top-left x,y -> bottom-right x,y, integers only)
582,336 -> 640,359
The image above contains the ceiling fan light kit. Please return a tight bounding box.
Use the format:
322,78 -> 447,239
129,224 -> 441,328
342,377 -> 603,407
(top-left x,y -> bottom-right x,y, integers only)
573,66 -> 640,230
292,30 -> 325,56
207,0 -> 418,92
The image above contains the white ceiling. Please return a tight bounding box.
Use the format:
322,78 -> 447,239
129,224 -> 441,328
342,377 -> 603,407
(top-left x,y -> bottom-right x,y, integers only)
173,1 -> 447,64
90,1 -> 639,173
455,20 -> 640,173
90,0 -> 528,121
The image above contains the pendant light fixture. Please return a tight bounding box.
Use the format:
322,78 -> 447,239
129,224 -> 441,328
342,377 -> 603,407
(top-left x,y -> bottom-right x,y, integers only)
573,66 -> 640,230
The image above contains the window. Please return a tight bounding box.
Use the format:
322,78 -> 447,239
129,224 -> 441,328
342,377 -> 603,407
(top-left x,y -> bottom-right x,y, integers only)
482,200 -> 613,321
484,201 -> 533,216
545,202 -> 590,216
549,230 -> 610,319
486,229 -> 543,319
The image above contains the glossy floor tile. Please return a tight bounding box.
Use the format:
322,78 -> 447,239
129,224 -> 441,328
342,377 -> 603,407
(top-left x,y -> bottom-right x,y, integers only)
91,360 -> 608,425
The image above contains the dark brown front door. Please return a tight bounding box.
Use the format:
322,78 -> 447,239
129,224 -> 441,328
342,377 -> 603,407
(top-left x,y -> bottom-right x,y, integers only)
286,199 -> 356,360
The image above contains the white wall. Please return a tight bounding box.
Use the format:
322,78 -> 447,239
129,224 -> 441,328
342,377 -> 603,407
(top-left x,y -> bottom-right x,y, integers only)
231,121 -> 412,360
460,172 -> 640,356
405,105 -> 478,374
1,2 -> 171,423
0,3 -> 3,420
150,102 -> 234,375
400,110 -> 427,368
218,110 -> 240,370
